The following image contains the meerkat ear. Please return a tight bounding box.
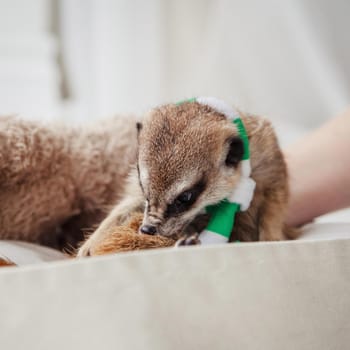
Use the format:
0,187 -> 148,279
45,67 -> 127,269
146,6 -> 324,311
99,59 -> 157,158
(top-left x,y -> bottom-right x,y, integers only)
225,136 -> 244,167
136,122 -> 143,144
136,122 -> 143,133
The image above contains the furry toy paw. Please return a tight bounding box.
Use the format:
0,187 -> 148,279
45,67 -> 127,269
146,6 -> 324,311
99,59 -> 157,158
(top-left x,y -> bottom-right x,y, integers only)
0,257 -> 15,267
78,213 -> 176,256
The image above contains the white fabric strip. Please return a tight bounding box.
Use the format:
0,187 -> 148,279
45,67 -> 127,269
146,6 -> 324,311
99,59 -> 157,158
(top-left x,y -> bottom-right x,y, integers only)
196,96 -> 239,121
240,159 -> 252,177
228,177 -> 256,211
198,230 -> 229,244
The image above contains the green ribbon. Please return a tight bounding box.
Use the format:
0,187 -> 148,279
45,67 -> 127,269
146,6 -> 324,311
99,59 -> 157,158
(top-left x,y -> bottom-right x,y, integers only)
205,200 -> 240,238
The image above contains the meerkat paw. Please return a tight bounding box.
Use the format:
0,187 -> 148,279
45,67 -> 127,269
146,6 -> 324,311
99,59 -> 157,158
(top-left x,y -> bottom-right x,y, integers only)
175,233 -> 201,247
77,236 -> 100,257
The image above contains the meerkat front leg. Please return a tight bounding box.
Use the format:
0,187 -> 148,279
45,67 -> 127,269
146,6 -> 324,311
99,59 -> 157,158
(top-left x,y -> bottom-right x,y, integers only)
258,189 -> 288,241
234,186 -> 288,242
231,186 -> 288,242
77,171 -> 145,256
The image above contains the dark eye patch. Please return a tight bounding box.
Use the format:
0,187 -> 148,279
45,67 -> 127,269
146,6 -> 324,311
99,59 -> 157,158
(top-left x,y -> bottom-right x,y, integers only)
175,191 -> 193,205
165,179 -> 206,218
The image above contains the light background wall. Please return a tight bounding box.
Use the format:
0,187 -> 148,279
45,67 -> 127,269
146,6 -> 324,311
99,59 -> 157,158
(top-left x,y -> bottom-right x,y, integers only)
0,0 -> 60,119
57,0 -> 350,143
0,0 -> 350,139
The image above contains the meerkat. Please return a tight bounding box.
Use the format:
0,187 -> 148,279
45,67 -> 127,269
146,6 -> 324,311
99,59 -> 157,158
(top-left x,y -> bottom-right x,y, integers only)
78,99 -> 297,256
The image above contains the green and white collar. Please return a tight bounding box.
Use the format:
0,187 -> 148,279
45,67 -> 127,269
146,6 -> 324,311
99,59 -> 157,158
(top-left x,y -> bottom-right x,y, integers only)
177,97 -> 256,244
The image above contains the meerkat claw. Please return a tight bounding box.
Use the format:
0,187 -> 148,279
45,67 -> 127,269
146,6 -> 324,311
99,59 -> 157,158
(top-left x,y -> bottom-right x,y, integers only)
175,233 -> 201,247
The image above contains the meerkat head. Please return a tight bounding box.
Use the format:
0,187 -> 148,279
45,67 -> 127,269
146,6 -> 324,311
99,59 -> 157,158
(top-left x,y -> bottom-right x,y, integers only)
137,101 -> 245,237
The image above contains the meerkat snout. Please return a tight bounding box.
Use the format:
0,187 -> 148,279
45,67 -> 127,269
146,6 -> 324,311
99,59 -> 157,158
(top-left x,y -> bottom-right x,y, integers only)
140,224 -> 157,235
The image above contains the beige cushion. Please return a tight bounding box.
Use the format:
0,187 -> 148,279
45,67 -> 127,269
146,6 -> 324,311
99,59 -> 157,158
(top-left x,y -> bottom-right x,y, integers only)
0,226 -> 349,350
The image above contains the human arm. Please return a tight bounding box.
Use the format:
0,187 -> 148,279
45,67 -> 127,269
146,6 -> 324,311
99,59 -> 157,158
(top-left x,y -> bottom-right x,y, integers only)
285,107 -> 350,227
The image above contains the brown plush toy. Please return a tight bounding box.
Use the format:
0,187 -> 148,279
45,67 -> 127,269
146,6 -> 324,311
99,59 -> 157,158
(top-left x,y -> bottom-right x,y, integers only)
90,213 -> 176,256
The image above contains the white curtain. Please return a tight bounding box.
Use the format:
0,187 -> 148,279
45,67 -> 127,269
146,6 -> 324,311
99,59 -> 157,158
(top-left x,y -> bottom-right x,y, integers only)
58,0 -> 350,139
0,0 -> 60,120
0,0 -> 349,142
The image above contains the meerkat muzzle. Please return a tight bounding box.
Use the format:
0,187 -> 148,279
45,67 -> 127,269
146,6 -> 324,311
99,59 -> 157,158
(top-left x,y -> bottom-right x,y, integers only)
140,224 -> 157,235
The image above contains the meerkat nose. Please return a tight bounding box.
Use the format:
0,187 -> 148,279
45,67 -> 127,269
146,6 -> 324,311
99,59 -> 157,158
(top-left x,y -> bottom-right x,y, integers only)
140,224 -> 157,235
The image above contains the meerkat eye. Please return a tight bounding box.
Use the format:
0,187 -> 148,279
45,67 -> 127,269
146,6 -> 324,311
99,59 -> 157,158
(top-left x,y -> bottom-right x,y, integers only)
165,180 -> 206,218
175,191 -> 193,204
167,190 -> 196,217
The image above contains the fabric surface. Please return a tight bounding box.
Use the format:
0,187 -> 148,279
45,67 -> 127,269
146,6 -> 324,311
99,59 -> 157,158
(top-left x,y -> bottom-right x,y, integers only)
299,222 -> 350,241
0,234 -> 349,350
0,241 -> 66,266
